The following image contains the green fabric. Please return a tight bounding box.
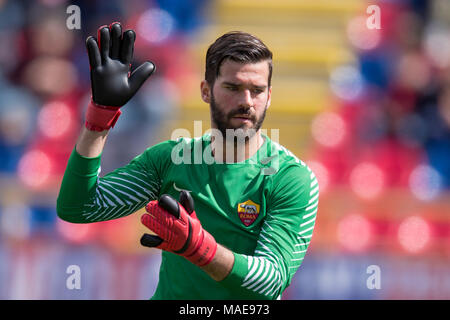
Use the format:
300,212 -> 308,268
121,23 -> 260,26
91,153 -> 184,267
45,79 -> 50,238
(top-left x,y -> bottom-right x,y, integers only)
57,134 -> 319,299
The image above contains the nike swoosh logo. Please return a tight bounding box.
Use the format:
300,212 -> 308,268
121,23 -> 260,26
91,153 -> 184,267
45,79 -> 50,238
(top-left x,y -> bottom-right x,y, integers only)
173,182 -> 191,193
260,154 -> 278,165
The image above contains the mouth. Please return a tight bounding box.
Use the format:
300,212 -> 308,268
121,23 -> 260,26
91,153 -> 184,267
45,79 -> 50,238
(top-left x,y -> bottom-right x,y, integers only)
231,116 -> 253,125
232,114 -> 252,120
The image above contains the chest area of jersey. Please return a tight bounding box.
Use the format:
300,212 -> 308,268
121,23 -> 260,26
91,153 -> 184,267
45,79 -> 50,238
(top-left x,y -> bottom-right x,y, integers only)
162,164 -> 268,231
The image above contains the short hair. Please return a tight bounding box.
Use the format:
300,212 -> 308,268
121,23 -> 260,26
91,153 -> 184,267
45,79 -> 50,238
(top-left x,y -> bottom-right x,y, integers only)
205,31 -> 273,87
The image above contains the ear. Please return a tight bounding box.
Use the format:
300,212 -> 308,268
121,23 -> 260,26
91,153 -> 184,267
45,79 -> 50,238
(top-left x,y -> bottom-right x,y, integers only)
266,86 -> 272,109
200,80 -> 211,103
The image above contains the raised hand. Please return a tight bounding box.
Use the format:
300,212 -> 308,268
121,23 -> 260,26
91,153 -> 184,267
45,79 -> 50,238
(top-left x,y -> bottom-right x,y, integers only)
84,22 -> 155,131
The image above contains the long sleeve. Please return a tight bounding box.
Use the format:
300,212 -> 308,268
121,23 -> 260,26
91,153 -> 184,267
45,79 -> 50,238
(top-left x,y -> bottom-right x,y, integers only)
56,145 -> 164,223
219,164 -> 319,299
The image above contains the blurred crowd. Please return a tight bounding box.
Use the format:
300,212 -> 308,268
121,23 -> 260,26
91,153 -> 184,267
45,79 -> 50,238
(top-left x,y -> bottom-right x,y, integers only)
0,0 -> 450,299
310,0 -> 450,201
0,0 -> 449,256
0,0 -> 208,244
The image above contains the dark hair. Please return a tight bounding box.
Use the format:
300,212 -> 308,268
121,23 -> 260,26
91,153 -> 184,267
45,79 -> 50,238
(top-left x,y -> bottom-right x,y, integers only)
205,31 -> 273,87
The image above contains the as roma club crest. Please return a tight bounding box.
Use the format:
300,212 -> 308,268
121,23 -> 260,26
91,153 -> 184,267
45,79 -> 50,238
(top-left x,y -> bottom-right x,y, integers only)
237,200 -> 260,227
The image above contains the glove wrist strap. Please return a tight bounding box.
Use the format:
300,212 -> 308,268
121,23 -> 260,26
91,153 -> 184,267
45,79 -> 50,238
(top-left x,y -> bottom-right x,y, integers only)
185,230 -> 218,267
85,100 -> 122,132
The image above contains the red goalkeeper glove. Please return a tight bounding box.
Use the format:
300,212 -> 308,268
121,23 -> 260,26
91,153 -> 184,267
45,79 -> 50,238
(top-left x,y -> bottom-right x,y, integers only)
140,191 -> 217,267
84,22 -> 155,131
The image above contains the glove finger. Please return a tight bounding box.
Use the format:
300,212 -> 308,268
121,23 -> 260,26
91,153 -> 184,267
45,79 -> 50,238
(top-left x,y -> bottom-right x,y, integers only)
145,201 -> 189,245
158,194 -> 180,219
109,22 -> 122,60
129,61 -> 155,95
97,25 -> 110,62
145,200 -> 169,222
140,234 -> 173,252
140,233 -> 163,248
120,29 -> 135,65
179,190 -> 194,215
142,213 -> 184,252
86,36 -> 101,69
141,213 -> 169,240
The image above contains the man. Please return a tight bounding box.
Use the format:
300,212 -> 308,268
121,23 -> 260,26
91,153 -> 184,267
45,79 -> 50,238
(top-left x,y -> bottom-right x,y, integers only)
57,22 -> 319,300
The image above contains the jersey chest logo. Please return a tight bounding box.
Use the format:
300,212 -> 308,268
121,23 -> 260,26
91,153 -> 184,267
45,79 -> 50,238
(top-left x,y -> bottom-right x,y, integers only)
237,200 -> 260,227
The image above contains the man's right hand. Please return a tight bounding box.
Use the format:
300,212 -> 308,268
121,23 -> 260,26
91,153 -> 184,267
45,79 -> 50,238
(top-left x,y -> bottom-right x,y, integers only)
84,22 -> 155,132
140,191 -> 218,267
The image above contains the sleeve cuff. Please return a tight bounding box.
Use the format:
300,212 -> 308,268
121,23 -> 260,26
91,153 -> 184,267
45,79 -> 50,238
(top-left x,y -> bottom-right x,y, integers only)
218,252 -> 248,289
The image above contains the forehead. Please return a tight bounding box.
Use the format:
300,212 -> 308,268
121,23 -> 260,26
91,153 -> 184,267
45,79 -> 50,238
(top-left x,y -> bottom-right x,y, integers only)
217,59 -> 270,85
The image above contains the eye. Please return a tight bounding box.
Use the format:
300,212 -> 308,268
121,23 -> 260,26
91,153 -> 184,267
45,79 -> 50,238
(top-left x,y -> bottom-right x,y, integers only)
252,88 -> 264,94
226,86 -> 238,91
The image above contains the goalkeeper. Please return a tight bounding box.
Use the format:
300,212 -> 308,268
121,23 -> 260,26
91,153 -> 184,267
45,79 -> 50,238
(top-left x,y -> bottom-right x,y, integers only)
57,22 -> 319,300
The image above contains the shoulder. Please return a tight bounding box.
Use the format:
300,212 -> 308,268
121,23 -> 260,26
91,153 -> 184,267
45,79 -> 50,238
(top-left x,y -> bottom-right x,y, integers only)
140,136 -> 205,166
268,139 -> 315,184
131,139 -> 180,174
141,137 -> 189,160
144,139 -> 180,154
265,141 -> 319,210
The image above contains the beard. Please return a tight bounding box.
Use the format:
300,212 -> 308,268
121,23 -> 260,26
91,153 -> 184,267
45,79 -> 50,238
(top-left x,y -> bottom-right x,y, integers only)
209,92 -> 268,140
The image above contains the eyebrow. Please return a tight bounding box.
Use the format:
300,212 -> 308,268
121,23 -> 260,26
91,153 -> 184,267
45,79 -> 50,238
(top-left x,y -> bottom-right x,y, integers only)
222,81 -> 267,90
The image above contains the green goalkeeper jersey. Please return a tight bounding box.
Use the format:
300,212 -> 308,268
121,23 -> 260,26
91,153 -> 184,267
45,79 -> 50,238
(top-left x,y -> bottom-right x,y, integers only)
57,133 -> 319,300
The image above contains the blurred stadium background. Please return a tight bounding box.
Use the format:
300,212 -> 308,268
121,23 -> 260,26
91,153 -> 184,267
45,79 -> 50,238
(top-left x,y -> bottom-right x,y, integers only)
0,0 -> 449,299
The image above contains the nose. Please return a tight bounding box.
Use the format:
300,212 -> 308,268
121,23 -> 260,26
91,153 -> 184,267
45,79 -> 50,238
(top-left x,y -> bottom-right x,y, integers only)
239,89 -> 254,108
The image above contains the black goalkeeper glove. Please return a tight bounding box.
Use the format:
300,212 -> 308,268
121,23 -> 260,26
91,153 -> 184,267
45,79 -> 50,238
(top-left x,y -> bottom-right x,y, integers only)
84,22 -> 155,131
